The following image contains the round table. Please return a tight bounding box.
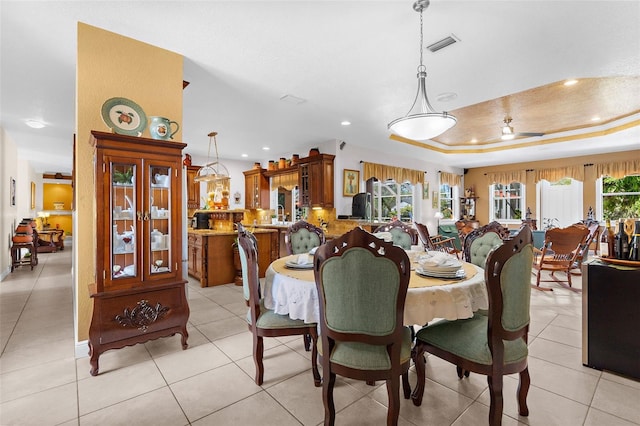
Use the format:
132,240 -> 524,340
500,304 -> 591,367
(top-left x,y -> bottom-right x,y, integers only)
264,254 -> 488,326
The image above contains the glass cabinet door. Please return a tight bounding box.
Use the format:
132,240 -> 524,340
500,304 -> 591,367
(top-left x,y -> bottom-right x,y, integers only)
148,164 -> 173,276
111,162 -> 138,280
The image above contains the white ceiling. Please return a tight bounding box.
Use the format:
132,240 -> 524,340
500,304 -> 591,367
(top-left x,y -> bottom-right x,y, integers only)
1,1 -> 639,175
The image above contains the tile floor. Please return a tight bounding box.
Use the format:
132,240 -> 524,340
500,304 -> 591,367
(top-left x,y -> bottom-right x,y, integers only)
1,243 -> 639,425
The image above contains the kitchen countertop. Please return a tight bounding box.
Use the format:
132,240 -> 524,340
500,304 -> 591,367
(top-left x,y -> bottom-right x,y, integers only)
188,228 -> 277,236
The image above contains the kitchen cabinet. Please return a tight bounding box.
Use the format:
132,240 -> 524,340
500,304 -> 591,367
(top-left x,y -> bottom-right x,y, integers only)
298,153 -> 335,208
88,131 -> 189,376
187,233 -> 204,280
243,168 -> 270,210
187,229 -> 278,287
186,164 -> 201,215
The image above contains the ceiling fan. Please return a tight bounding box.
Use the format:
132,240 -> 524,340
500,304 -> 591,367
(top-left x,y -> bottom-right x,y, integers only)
500,117 -> 545,140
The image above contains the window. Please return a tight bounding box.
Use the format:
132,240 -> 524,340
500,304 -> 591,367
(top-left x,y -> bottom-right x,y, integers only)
599,175 -> 640,221
372,180 -> 414,222
439,184 -> 457,219
490,182 -> 525,222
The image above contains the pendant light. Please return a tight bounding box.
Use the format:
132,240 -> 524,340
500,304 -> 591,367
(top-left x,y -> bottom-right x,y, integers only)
500,118 -> 515,140
388,0 -> 457,141
194,131 -> 230,184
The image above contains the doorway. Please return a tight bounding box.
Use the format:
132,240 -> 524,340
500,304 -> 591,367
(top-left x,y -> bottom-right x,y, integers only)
538,178 -> 583,228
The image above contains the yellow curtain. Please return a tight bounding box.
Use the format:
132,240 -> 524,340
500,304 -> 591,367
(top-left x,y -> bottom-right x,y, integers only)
271,171 -> 298,190
534,165 -> 584,183
486,170 -> 526,185
594,159 -> 640,179
362,162 -> 423,185
439,171 -> 462,187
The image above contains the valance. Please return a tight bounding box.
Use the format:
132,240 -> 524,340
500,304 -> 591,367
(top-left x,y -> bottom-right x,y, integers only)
271,171 -> 298,191
486,170 -> 526,186
534,165 -> 584,183
594,160 -> 640,179
439,171 -> 462,187
362,162 -> 423,185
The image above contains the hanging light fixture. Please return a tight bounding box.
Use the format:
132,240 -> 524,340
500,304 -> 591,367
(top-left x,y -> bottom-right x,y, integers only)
388,0 -> 457,141
500,117 -> 515,140
194,131 -> 230,184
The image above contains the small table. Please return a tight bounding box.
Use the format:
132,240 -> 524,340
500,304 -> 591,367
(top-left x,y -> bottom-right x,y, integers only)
264,254 -> 488,326
37,229 -> 65,253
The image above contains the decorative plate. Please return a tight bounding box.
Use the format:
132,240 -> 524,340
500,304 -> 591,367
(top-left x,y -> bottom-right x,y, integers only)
101,97 -> 147,136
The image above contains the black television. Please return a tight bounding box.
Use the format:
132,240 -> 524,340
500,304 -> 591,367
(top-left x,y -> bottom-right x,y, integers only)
351,193 -> 369,219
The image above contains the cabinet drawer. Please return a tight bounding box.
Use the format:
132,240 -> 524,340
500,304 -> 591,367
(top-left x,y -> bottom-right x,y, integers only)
92,285 -> 188,345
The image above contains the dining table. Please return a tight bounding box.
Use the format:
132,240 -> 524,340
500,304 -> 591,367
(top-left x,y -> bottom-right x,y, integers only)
263,252 -> 489,326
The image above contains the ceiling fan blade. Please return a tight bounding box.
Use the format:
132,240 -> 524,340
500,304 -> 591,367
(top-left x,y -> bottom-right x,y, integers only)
516,132 -> 545,137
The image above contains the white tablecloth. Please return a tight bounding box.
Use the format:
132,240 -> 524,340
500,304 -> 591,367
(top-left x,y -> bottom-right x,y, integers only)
264,255 -> 488,326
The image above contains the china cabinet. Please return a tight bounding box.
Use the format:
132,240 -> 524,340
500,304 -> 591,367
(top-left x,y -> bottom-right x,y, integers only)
459,196 -> 478,220
88,131 -> 189,376
298,153 -> 334,208
243,168 -> 270,209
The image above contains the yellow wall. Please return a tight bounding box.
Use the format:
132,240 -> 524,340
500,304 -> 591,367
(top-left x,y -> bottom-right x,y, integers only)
76,23 -> 183,342
465,150 -> 640,226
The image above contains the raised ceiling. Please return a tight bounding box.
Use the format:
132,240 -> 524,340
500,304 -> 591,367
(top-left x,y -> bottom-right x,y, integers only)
1,1 -> 639,174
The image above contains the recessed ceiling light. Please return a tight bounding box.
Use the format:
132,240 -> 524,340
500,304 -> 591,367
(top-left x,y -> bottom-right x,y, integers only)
241,153 -> 248,157
470,138 -> 478,144
591,116 -> 601,122
262,147 -> 270,151
25,120 -> 45,129
564,79 -> 578,86
341,121 -> 351,126
436,92 -> 457,102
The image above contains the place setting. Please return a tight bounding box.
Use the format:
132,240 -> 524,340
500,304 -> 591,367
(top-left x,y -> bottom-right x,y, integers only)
414,251 -> 466,279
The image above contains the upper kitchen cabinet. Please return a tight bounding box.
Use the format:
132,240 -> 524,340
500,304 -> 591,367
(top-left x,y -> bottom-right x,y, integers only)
243,168 -> 270,210
298,153 -> 335,208
186,164 -> 201,215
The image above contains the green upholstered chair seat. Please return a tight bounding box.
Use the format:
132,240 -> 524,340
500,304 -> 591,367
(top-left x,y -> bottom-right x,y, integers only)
290,228 -> 321,254
389,228 -> 413,250
247,301 -> 313,329
470,232 -> 503,268
438,224 -> 461,250
318,326 -> 413,370
415,315 -> 528,365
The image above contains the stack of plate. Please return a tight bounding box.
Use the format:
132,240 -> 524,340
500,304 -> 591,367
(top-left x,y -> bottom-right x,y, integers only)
284,254 -> 314,270
416,254 -> 465,279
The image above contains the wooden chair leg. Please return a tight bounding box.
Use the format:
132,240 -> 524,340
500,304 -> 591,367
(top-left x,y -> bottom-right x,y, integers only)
323,371 -> 337,426
303,333 -> 311,351
402,371 -> 411,399
309,329 -> 321,387
253,335 -> 264,385
411,344 -> 426,406
517,368 -> 530,417
487,375 -> 504,426
386,375 -> 401,426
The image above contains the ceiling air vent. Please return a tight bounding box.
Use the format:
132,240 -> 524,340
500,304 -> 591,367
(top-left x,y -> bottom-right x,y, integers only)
427,34 -> 459,53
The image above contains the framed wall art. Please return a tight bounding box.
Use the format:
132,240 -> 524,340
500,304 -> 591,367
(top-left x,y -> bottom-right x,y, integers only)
10,177 -> 16,206
422,182 -> 430,200
31,181 -> 36,209
343,169 -> 359,197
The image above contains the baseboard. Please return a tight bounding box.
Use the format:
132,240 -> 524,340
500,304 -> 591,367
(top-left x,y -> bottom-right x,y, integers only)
75,340 -> 89,359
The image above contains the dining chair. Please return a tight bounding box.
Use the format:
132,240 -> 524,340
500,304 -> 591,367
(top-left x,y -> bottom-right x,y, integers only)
373,219 -> 417,250
313,227 -> 412,426
532,224 -> 589,291
415,222 -> 461,258
237,223 -> 320,386
411,225 -> 534,426
463,221 -> 510,268
285,220 -> 326,255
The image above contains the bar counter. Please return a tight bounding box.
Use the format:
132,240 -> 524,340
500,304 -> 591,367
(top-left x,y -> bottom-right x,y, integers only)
187,228 -> 278,287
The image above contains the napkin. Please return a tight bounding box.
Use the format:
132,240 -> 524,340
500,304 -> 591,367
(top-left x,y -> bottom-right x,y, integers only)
418,252 -> 461,269
373,232 -> 393,242
297,254 -> 312,265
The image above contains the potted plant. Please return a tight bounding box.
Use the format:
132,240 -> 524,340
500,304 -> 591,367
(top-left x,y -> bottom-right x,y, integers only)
271,214 -> 278,225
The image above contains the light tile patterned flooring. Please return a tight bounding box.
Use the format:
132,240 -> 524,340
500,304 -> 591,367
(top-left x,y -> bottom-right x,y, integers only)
1,244 -> 639,425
